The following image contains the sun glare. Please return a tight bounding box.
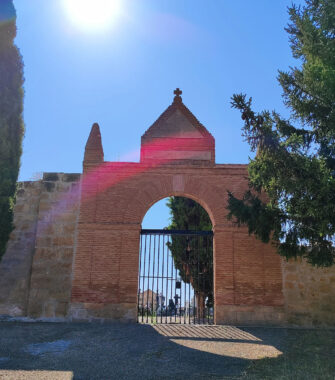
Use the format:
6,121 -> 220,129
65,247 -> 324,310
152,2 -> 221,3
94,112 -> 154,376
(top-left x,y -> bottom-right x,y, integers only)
63,0 -> 121,32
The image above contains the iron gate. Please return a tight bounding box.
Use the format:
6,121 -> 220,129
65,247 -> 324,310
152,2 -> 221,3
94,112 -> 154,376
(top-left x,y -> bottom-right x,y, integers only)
137,229 -> 214,324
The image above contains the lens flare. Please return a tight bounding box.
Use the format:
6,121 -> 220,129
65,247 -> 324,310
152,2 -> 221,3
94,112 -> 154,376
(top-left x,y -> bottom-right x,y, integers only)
38,132 -> 206,236
63,0 -> 121,32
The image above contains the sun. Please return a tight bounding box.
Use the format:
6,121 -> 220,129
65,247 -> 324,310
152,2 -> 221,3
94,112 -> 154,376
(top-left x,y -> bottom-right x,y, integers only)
63,0 -> 121,32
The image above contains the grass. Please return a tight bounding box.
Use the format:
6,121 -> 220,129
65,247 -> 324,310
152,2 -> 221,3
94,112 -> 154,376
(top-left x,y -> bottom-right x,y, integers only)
243,329 -> 335,380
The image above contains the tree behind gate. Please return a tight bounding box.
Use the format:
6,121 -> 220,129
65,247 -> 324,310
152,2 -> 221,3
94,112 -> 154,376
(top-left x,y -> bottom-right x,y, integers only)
166,197 -> 213,317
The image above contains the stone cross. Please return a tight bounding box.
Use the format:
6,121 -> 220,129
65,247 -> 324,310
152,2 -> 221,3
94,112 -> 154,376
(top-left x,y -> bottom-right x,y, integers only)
174,88 -> 182,97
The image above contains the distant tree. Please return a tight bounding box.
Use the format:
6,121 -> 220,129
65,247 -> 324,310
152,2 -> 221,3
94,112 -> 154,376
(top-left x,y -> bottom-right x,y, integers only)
0,1 -> 24,259
166,197 -> 213,318
228,0 -> 335,267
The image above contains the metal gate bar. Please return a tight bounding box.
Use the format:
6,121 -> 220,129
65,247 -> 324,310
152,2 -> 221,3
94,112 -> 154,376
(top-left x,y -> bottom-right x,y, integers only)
137,229 -> 214,325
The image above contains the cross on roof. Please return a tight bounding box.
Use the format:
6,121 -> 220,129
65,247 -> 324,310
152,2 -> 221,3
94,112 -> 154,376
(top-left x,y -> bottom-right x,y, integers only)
174,88 -> 182,97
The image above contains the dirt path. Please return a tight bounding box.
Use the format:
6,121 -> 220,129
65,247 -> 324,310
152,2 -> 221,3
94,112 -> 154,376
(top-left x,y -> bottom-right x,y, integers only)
0,322 -> 296,379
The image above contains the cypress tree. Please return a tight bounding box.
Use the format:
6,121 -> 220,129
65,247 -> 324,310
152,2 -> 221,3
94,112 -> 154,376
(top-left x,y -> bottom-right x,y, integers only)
0,1 -> 24,259
166,197 -> 213,317
228,0 -> 335,267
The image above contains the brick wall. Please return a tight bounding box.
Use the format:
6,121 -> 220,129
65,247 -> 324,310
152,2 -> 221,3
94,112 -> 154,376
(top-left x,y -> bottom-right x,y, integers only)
71,163 -> 285,324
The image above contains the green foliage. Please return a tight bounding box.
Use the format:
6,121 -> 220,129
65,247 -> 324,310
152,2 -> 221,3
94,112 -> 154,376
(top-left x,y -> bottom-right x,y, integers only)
166,197 -> 213,305
166,197 -> 212,232
0,1 -> 24,259
228,0 -> 335,266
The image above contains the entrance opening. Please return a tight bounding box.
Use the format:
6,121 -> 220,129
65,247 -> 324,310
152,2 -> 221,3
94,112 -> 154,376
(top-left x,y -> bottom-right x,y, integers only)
138,197 -> 214,324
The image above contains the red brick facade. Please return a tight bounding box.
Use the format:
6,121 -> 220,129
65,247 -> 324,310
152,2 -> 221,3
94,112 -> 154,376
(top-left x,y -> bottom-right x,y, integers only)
70,91 -> 284,323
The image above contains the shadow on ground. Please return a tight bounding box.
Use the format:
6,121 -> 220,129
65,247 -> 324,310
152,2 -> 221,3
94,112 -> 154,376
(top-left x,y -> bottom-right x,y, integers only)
0,322 -> 288,379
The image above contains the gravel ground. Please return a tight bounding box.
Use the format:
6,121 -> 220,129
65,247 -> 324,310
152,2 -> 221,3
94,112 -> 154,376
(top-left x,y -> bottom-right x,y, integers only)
0,322 -> 289,380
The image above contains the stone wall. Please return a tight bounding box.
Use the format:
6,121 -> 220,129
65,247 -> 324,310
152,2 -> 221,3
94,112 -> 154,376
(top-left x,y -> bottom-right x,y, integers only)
0,173 -> 80,319
27,173 -> 81,318
282,259 -> 335,326
0,181 -> 42,316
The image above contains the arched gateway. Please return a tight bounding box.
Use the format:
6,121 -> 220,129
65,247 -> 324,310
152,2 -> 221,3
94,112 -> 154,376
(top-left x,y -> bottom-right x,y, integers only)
0,89 -> 333,325
70,89 -> 284,324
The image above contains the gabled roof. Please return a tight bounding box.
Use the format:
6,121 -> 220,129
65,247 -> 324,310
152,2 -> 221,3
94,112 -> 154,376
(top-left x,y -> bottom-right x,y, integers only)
142,90 -> 214,141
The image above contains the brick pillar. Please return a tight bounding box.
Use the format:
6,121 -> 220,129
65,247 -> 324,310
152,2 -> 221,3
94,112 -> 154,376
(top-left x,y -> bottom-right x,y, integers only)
213,225 -> 285,325
70,223 -> 141,322
213,227 -> 235,324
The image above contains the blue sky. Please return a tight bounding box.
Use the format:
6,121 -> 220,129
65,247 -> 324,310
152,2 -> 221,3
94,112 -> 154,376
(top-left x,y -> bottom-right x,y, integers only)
14,0 -> 304,228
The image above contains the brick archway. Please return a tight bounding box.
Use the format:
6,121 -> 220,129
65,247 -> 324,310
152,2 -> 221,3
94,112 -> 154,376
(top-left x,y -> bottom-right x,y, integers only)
70,91 -> 284,323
